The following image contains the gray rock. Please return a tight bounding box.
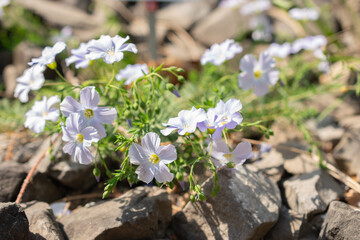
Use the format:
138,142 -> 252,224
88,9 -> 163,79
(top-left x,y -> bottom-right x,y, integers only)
319,201 -> 360,240
0,161 -> 27,202
0,202 -> 30,240
60,186 -> 172,240
48,160 -> 96,190
284,170 -> 343,218
172,165 -> 282,240
22,201 -> 65,240
3,64 -> 17,98
191,6 -> 250,46
265,206 -> 304,240
252,148 -> 285,183
333,131 -> 360,176
306,117 -> 344,142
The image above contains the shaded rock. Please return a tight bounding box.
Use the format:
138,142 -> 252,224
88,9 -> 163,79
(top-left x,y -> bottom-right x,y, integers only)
157,0 -> 218,30
48,160 -> 96,190
339,115 -> 360,130
298,213 -> 326,240
333,131 -> 360,176
284,169 -> 343,218
22,201 -> 65,240
172,165 -> 281,240
268,118 -> 305,145
306,117 -> 344,142
0,202 -> 30,240
60,186 -> 172,240
265,206 -> 304,240
21,171 -> 63,203
0,161 -> 27,202
252,148 -> 285,183
14,139 -> 44,164
191,6 -> 250,46
319,201 -> 360,240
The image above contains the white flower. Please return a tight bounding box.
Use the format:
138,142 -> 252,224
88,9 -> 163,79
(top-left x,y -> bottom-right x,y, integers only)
60,86 -> 117,139
129,132 -> 177,184
238,52 -> 279,96
207,139 -> 253,168
291,35 -> 327,54
265,42 -> 291,58
0,0 -> 10,18
240,0 -> 271,15
25,95 -> 60,133
115,64 -> 149,85
14,65 -> 45,103
200,39 -> 243,66
289,8 -> 319,21
86,35 -> 137,64
219,0 -> 244,8
28,42 -> 66,67
160,107 -> 206,136
61,113 -> 100,165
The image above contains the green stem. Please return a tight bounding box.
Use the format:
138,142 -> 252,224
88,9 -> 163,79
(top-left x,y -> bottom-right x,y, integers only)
54,69 -> 67,82
104,65 -> 116,95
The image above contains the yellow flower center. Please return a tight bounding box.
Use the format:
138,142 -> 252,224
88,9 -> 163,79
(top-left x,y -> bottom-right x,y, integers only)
76,134 -> 84,143
149,154 -> 160,164
84,109 -> 94,119
107,47 -> 115,56
254,70 -> 262,79
224,153 -> 233,159
42,112 -> 48,117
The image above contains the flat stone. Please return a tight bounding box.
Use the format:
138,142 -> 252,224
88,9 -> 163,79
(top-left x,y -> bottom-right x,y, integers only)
252,148 -> 285,183
306,117 -> 344,142
333,131 -> 360,176
284,169 -> 343,218
60,186 -> 172,240
172,165 -> 281,240
0,161 -> 27,202
0,202 -> 30,240
265,206 -> 304,240
319,201 -> 360,240
23,201 -> 65,240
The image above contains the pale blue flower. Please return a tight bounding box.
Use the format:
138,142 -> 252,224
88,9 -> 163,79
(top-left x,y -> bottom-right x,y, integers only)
238,52 -> 279,96
129,132 -> 177,184
52,26 -> 72,43
28,42 -> 66,67
61,113 -> 100,165
198,108 -> 223,139
207,139 -> 253,168
60,86 -> 117,139
115,64 -> 148,85
160,107 -> 206,136
14,65 -> 45,103
25,95 -> 60,133
200,39 -> 242,66
86,35 -> 137,64
289,8 -> 319,21
65,42 -> 91,69
265,43 -> 291,58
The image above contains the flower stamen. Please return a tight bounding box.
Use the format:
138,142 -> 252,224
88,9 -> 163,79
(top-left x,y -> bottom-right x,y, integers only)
149,154 -> 160,164
254,70 -> 262,79
76,134 -> 84,143
84,109 -> 94,119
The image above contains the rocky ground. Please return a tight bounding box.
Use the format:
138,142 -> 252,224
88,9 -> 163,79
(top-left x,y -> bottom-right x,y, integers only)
2,0 -> 360,239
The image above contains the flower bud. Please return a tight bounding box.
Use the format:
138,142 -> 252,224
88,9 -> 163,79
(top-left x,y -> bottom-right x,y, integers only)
195,185 -> 201,192
93,167 -> 101,182
198,193 -> 206,201
190,195 -> 195,202
124,110 -> 131,118
140,101 -> 146,109
166,83 -> 175,92
226,162 -> 236,168
155,107 -> 160,114
176,172 -> 184,181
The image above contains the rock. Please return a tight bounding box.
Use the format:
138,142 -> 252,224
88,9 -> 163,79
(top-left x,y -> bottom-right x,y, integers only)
60,186 -> 172,240
268,118 -> 305,145
172,165 -> 281,240
0,161 -> 27,202
21,171 -> 63,203
319,201 -> 360,240
157,0 -> 218,30
22,201 -> 65,240
299,213 -> 326,240
3,65 -> 17,98
191,6 -> 250,46
339,115 -> 360,130
252,148 -> 285,183
278,142 -> 319,175
333,131 -> 360,176
306,117 -> 344,142
13,42 -> 42,75
284,169 -> 343,218
0,202 -> 30,240
265,206 -> 304,240
48,159 -> 96,190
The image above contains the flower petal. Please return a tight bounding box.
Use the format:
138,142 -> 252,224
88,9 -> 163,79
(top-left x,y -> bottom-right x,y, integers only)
141,132 -> 160,153
135,165 -> 154,184
157,144 -> 177,164
154,162 -> 174,183
129,143 -> 149,165
80,86 -> 100,109
94,107 -> 117,124
60,96 -> 82,117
